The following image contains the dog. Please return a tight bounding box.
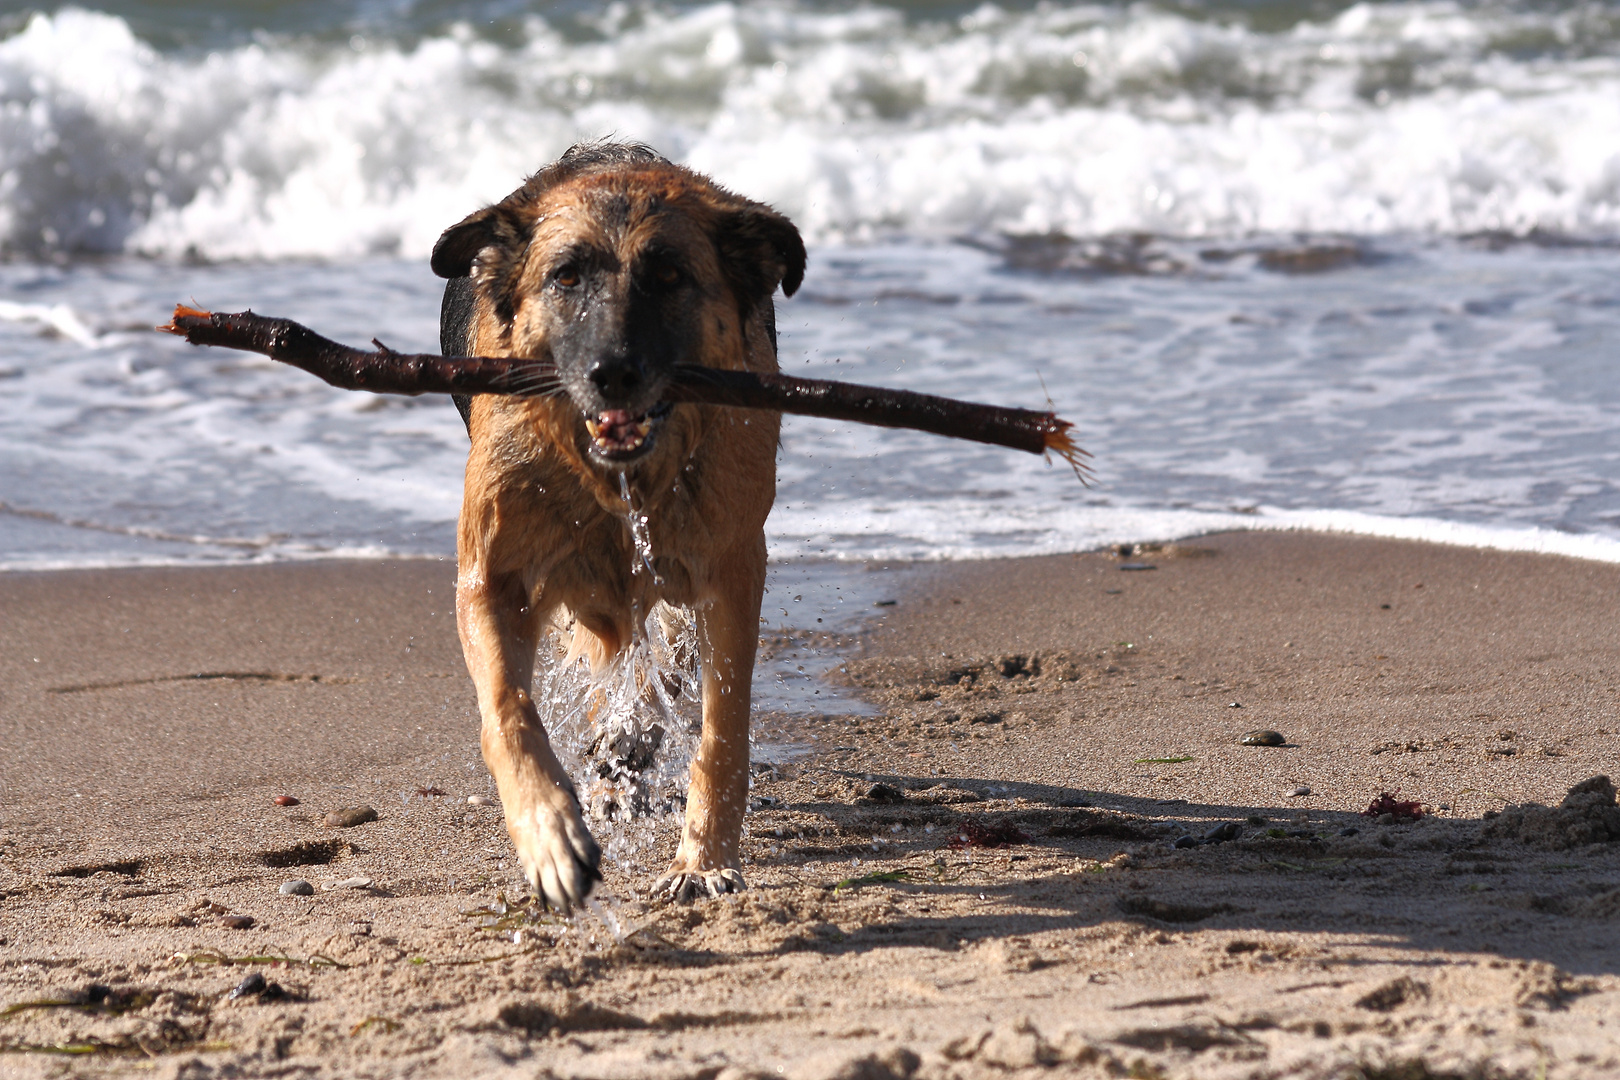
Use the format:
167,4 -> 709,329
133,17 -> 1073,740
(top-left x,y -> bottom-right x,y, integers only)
430,142 -> 805,908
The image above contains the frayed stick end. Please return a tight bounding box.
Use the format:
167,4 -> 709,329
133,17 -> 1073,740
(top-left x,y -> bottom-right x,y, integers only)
156,304 -> 213,336
1041,421 -> 1094,486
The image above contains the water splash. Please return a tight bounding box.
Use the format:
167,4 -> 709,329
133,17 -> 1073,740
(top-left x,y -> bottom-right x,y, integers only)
530,482 -> 699,869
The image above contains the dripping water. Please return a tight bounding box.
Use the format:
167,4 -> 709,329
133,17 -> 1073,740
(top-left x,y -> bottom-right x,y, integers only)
619,472 -> 663,586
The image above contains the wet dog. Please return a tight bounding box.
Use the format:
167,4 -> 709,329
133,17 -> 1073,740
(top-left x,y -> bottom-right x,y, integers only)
431,142 -> 804,907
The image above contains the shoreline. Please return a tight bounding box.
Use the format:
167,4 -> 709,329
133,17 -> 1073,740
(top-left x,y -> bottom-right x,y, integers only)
2,531 -> 1618,1079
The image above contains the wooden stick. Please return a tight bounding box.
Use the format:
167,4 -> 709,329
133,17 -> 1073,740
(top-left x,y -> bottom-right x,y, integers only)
159,305 -> 1090,476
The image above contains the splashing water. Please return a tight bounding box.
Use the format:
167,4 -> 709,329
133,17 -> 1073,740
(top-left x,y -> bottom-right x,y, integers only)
526,478 -> 700,870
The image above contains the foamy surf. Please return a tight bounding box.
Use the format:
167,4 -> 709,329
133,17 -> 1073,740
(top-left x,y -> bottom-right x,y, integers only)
3,2 -> 1619,260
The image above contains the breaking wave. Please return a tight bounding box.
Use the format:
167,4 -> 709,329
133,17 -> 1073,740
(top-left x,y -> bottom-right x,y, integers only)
4,1 -> 1620,259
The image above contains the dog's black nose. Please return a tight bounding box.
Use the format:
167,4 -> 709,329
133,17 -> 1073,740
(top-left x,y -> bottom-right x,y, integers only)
588,359 -> 643,402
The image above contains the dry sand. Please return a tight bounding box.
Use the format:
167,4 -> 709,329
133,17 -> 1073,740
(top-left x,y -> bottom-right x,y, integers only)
2,532 -> 1619,1080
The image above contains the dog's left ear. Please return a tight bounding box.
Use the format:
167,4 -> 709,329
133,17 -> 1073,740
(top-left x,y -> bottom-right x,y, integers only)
715,205 -> 806,302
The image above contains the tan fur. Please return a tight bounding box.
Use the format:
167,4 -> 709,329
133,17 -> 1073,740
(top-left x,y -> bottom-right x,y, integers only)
448,156 -> 793,905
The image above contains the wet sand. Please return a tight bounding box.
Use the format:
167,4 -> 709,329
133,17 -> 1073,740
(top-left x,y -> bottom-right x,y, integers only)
2,533 -> 1619,1079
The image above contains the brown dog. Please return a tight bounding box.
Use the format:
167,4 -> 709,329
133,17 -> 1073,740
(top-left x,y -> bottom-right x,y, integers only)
429,143 -> 805,908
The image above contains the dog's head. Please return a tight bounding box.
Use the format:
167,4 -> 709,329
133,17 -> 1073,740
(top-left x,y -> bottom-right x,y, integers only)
431,143 -> 804,466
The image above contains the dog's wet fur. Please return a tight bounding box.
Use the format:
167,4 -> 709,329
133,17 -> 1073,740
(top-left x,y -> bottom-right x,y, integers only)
432,142 -> 804,907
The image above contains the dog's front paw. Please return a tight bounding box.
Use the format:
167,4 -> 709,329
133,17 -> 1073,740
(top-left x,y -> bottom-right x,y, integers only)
506,792 -> 601,911
652,866 -> 745,903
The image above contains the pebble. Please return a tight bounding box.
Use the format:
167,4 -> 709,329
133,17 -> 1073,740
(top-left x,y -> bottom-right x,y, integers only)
1173,835 -> 1200,849
1203,822 -> 1243,844
467,795 -> 496,807
228,973 -> 266,1000
1240,729 -> 1287,747
218,914 -> 255,930
323,806 -> 378,828
278,879 -> 315,897
324,876 -> 373,891
1289,785 -> 1312,797
272,795 -> 300,807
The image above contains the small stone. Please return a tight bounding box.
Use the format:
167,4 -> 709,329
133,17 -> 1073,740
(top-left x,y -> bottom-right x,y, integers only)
1203,822 -> 1242,844
218,914 -> 255,930
272,794 -> 300,807
323,806 -> 378,828
278,879 -> 315,896
228,972 -> 266,1000
1241,729 -> 1286,747
325,876 -> 373,891
467,795 -> 496,807
1289,785 -> 1312,797
864,782 -> 905,804
1173,835 -> 1199,849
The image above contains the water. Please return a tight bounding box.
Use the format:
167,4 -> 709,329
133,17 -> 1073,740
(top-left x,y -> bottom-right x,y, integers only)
3,4 -> 1619,577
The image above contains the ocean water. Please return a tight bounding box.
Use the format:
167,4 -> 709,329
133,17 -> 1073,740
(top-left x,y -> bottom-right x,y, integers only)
2,0 -> 1619,583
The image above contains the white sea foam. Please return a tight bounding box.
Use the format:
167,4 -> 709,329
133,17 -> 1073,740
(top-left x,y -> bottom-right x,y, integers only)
3,3 -> 1619,260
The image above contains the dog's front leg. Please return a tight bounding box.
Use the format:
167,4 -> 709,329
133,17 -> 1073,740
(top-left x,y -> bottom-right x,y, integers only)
458,567 -> 600,909
655,537 -> 766,901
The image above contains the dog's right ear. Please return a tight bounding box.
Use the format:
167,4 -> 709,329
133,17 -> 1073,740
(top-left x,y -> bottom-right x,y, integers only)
431,206 -> 505,279
431,203 -> 535,328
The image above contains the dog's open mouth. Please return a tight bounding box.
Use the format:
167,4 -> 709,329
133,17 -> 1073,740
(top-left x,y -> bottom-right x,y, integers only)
584,403 -> 671,461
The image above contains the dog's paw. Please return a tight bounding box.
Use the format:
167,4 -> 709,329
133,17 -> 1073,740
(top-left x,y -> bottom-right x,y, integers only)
506,793 -> 601,911
652,866 -> 745,904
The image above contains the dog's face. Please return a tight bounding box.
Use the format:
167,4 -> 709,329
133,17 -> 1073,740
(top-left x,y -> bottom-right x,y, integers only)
432,148 -> 804,468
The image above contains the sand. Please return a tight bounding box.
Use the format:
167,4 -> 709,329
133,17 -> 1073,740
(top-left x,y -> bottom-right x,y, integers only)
2,532 -> 1619,1080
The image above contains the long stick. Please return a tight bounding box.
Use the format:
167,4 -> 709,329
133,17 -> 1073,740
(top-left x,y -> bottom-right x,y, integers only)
159,306 -> 1089,475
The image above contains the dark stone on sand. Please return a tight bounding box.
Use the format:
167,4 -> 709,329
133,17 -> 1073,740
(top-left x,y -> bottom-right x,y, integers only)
229,973 -> 267,1000
1240,729 -> 1286,747
218,913 -> 255,930
1203,822 -> 1242,844
324,805 -> 379,828
279,879 -> 315,896
864,782 -> 906,804
1173,835 -> 1199,849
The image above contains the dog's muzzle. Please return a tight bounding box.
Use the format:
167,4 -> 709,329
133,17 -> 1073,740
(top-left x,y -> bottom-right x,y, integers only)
583,402 -> 672,462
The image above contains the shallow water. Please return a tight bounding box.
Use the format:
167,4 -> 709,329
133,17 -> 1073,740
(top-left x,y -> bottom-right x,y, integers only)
3,237 -> 1618,574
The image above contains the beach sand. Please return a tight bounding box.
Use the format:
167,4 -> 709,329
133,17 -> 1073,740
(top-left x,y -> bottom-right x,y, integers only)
2,532 -> 1618,1079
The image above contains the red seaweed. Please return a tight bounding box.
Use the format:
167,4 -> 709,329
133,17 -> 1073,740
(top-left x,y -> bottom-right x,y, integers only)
1360,792 -> 1424,821
946,821 -> 1030,849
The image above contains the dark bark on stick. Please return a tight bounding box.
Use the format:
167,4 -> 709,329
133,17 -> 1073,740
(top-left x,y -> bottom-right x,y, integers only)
159,305 -> 1089,475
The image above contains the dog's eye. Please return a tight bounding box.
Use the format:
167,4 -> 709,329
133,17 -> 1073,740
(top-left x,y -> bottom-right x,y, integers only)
553,266 -> 581,288
651,263 -> 682,287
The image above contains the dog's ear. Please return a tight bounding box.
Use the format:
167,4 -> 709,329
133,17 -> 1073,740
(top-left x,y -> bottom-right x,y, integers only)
431,203 -> 535,329
715,204 -> 806,302
431,205 -> 510,279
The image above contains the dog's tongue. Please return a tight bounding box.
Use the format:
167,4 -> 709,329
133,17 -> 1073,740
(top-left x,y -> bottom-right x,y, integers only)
597,409 -> 637,435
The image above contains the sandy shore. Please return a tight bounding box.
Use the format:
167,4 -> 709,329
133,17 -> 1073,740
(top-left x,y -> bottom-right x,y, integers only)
2,533 -> 1619,1079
